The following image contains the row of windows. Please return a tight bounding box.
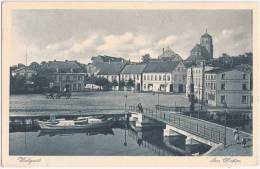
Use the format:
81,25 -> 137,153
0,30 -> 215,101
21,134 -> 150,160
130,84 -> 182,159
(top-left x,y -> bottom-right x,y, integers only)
206,74 -> 216,80
121,74 -> 140,81
206,93 -> 249,104
143,74 -> 170,81
56,75 -> 83,81
206,73 -> 249,80
220,95 -> 249,104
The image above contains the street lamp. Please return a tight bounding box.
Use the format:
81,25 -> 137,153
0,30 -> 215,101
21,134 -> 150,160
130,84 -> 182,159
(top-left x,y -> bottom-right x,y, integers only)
157,88 -> 160,108
223,100 -> 228,149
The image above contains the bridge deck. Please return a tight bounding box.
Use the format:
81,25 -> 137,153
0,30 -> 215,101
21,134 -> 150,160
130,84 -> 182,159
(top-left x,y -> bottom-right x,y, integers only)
129,106 -> 252,156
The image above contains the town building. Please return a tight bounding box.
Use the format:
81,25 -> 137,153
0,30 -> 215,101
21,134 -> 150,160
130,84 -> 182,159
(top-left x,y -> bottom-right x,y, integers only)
204,64 -> 252,108
142,61 -> 186,93
158,47 -> 183,61
11,66 -> 37,79
120,64 -> 146,92
41,60 -> 88,92
86,55 -> 126,76
91,55 -> 126,65
186,30 -> 213,63
186,62 -> 215,101
96,62 -> 127,90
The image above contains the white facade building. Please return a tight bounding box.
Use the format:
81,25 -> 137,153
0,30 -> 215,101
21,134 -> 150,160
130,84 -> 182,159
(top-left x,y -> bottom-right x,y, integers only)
204,64 -> 252,108
96,62 -> 126,90
186,63 -> 215,101
142,61 -> 186,93
120,64 -> 146,91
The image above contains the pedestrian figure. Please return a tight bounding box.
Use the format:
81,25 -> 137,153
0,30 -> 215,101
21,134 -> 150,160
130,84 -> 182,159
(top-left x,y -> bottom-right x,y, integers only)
241,137 -> 247,148
137,103 -> 143,113
233,128 -> 240,144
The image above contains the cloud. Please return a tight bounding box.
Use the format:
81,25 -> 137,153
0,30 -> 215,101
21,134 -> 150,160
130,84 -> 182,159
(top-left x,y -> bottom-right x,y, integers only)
214,28 -> 252,57
157,35 -> 178,48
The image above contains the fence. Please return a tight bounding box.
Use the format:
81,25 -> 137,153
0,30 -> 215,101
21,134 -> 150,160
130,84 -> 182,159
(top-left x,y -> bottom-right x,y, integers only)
128,105 -> 225,144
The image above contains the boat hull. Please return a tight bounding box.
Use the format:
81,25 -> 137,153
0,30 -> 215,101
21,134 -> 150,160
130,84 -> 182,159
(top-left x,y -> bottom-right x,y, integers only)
38,120 -> 113,130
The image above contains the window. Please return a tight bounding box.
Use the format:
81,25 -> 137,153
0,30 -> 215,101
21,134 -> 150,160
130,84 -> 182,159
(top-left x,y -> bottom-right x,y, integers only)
242,84 -> 247,90
221,95 -> 226,104
144,84 -> 146,89
242,96 -> 247,104
183,75 -> 186,82
163,75 -> 166,80
174,75 -> 177,81
151,75 -> 153,80
159,75 -> 162,81
213,83 -> 216,90
144,75 -> 146,80
221,83 -> 225,90
221,74 -> 225,80
167,75 -> 170,81
137,75 -> 139,80
147,75 -> 150,80
155,75 -> 157,80
243,74 -> 246,80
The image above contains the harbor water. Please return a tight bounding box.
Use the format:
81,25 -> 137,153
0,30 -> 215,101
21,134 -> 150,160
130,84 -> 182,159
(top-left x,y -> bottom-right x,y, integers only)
9,119 -> 211,156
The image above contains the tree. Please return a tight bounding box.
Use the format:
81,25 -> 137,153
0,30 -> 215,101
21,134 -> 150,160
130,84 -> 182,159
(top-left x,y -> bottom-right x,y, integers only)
127,79 -> 135,90
119,80 -> 125,90
112,79 -> 118,87
29,62 -> 40,71
141,53 -> 151,63
30,74 -> 50,93
94,77 -> 111,90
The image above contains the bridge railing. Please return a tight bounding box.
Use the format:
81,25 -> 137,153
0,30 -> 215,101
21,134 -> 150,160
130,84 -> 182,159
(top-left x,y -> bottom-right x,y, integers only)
128,105 -> 225,144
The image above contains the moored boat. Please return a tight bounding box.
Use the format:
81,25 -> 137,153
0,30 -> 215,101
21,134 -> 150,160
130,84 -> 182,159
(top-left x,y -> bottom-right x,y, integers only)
37,116 -> 114,130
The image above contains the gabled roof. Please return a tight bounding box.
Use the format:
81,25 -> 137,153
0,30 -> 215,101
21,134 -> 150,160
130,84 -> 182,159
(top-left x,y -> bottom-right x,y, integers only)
158,47 -> 183,61
41,60 -> 87,73
12,66 -> 36,73
97,62 -> 126,75
143,61 -> 181,73
121,64 -> 146,74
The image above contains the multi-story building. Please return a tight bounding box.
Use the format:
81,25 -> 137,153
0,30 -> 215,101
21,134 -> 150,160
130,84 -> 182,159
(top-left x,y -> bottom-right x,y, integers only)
186,63 -> 215,101
11,66 -> 37,79
41,60 -> 88,92
142,61 -> 186,93
52,72 -> 87,92
120,64 -> 146,91
96,62 -> 126,90
204,64 -> 252,108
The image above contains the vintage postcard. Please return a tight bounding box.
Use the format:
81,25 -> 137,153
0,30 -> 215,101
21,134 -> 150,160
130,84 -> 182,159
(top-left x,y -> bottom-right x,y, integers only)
1,1 -> 259,167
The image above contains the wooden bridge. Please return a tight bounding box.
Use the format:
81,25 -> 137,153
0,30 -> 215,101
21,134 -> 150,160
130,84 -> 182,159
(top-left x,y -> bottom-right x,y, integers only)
128,105 -> 252,155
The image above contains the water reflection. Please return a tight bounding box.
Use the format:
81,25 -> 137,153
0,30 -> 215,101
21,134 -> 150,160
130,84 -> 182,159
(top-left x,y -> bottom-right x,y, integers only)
9,118 -> 211,156
38,127 -> 115,137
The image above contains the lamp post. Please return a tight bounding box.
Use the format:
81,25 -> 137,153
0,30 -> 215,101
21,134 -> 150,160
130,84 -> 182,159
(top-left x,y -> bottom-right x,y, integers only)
158,88 -> 160,108
223,100 -> 228,149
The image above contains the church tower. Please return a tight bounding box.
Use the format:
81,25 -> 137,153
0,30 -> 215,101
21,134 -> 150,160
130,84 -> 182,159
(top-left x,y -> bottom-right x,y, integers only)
200,29 -> 213,59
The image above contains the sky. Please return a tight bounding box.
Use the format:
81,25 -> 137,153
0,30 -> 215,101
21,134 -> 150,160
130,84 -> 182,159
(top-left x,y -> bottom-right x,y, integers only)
11,10 -> 252,65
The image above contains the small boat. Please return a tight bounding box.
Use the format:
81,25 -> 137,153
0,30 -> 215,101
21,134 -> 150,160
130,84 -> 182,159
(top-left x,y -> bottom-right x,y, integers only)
37,116 -> 114,130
